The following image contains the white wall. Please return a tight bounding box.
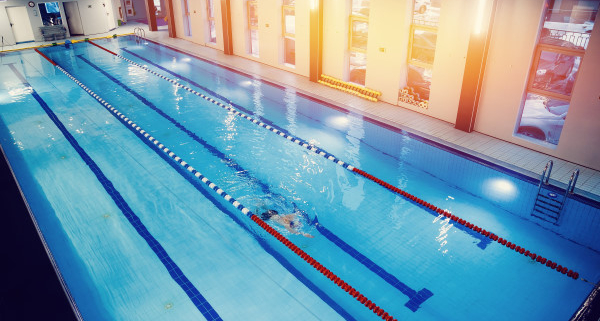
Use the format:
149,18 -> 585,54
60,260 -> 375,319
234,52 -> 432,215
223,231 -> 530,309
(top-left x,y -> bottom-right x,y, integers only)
0,0 -> 121,44
228,0 -> 309,76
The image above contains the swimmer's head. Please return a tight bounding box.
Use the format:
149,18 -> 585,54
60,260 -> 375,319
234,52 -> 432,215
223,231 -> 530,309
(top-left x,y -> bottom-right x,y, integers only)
261,209 -> 278,221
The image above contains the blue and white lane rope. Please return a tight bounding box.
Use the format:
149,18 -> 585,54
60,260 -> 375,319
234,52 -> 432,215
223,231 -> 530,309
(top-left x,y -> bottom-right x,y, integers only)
49,52 -> 398,321
53,64 -> 254,216
102,48 -> 356,173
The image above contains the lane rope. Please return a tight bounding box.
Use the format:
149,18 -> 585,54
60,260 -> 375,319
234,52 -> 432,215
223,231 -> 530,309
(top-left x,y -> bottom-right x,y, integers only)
37,47 -> 400,321
86,40 -> 584,281
73,52 -> 433,311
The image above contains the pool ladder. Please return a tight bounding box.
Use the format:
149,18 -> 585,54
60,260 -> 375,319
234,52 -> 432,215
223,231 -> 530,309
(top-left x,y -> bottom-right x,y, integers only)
134,27 -> 145,42
531,160 -> 579,225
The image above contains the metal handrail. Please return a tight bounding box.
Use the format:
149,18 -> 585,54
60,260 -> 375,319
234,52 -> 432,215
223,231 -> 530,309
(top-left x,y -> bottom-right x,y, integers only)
540,160 -> 553,185
133,27 -> 146,40
566,169 -> 580,195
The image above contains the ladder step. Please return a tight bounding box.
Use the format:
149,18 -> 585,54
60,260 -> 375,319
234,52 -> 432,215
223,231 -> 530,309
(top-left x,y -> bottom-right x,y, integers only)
536,198 -> 561,209
531,212 -> 559,224
534,203 -> 561,214
533,208 -> 559,220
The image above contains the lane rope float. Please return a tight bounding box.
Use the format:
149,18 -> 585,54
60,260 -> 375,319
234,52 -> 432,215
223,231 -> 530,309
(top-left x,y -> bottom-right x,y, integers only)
36,48 -> 400,321
85,40 -> 583,282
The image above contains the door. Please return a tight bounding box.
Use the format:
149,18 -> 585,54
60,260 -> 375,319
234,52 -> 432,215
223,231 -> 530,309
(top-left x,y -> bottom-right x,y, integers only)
64,2 -> 84,35
6,6 -> 35,43
105,0 -> 117,30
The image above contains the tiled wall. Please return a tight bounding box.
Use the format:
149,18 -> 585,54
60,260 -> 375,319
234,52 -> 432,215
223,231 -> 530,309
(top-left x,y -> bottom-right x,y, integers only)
358,115 -> 600,252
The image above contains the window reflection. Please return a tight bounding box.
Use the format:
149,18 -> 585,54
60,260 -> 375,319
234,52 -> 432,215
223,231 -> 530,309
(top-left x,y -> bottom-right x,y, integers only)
283,7 -> 295,36
540,0 -> 599,50
410,29 -> 437,65
248,2 -> 259,28
532,51 -> 580,96
284,38 -> 295,65
351,19 -> 369,51
413,0 -> 441,27
517,93 -> 568,145
352,0 -> 370,17
349,52 -> 367,85
348,1 -> 369,85
407,65 -> 432,101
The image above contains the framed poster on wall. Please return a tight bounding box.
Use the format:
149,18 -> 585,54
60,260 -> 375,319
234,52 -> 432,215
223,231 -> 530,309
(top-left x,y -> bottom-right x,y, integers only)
125,0 -> 135,16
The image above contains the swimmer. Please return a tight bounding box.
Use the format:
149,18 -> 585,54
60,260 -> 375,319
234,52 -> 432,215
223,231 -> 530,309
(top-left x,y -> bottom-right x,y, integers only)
261,209 -> 314,238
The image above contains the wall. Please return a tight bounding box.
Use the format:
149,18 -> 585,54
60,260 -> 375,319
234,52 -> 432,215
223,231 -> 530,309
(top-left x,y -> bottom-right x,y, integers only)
229,0 -> 310,77
475,0 -> 600,171
128,0 -> 147,20
0,0 -> 120,44
171,0 -> 223,50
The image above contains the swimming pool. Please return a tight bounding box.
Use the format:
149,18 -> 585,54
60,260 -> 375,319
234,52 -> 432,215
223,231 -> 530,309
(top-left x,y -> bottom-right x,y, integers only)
1,36 -> 599,320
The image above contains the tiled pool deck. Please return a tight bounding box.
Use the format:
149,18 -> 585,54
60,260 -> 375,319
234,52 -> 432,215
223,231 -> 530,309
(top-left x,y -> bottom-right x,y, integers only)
2,23 -> 598,198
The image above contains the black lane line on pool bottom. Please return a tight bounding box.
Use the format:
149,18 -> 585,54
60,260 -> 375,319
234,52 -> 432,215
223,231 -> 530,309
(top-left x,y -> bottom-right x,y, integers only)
7,63 -> 223,321
73,53 -> 433,311
37,49 -> 357,321
119,45 -> 492,250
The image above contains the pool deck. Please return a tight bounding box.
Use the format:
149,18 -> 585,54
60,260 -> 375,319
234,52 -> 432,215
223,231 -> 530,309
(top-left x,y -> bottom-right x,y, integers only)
2,22 -> 599,199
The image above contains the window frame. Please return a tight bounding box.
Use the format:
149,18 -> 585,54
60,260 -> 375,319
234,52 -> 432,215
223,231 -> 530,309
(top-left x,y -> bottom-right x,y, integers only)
526,44 -> 584,102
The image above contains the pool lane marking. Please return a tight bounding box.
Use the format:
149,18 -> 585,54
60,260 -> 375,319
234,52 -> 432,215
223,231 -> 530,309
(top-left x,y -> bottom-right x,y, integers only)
38,49 -> 399,321
73,53 -> 434,311
119,45 -> 491,250
8,62 -> 223,321
86,41 -> 583,281
42,54 -> 356,321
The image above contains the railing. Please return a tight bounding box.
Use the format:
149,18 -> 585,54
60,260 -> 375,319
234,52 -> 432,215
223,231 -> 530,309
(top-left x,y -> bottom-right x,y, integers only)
133,27 -> 146,41
566,169 -> 580,195
539,160 -> 553,186
543,27 -> 591,49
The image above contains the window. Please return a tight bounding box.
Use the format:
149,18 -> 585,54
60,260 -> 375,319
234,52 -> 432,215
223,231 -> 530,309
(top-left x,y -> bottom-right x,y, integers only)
516,0 -> 598,146
153,0 -> 161,14
283,1 -> 295,66
247,1 -> 259,57
39,2 -> 62,26
349,0 -> 370,85
182,0 -> 192,37
207,0 -> 216,43
400,0 -> 441,105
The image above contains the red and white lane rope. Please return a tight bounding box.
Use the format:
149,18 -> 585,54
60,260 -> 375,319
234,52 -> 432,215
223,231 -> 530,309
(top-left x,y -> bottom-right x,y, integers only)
86,41 -> 583,282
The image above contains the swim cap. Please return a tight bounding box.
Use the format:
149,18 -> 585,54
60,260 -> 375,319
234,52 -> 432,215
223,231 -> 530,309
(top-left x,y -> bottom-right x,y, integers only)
261,209 -> 278,220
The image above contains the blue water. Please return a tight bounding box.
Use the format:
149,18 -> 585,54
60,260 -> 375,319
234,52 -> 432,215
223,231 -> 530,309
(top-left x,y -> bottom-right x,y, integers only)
0,37 -> 599,320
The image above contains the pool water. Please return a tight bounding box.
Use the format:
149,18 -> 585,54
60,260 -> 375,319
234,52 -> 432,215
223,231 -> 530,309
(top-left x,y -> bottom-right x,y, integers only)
0,36 -> 599,320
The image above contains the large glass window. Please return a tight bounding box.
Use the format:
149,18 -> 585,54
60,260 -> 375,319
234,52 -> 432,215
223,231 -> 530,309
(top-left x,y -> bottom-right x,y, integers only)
182,0 -> 192,37
400,0 -> 441,105
247,1 -> 259,57
207,0 -> 216,43
283,1 -> 295,66
39,2 -> 62,26
516,0 -> 598,146
349,0 -> 370,85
